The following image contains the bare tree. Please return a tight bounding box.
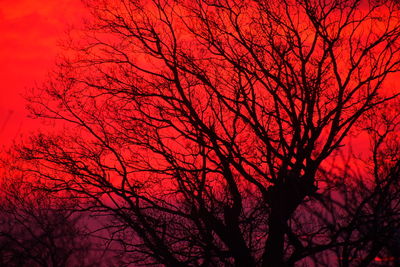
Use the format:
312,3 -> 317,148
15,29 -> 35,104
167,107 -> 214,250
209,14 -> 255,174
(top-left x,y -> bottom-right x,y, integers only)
286,102 -> 400,266
16,0 -> 400,266
0,176 -> 97,267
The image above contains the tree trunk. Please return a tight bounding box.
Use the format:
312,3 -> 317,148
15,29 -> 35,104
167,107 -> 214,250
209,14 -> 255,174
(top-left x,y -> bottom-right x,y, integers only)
262,177 -> 316,267
262,206 -> 286,267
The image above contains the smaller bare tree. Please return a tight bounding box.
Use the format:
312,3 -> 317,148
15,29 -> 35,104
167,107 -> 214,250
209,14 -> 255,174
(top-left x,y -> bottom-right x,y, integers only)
286,102 -> 400,266
0,171 -> 98,267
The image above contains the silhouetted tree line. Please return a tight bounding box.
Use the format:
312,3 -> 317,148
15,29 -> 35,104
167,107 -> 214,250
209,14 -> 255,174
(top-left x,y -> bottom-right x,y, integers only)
0,179 -> 93,266
2,0 -> 400,266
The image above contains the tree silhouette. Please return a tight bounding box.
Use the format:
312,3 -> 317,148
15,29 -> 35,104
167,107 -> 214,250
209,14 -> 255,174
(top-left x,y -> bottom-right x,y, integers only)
16,0 -> 400,266
286,102 -> 400,266
0,177 -> 97,267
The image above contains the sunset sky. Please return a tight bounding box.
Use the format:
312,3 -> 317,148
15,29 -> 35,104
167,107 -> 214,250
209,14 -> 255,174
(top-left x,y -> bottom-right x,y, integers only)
0,0 -> 398,155
0,2 -> 399,265
0,0 -> 83,148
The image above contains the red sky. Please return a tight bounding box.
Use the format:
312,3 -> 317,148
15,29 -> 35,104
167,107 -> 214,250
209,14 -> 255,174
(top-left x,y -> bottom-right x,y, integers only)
0,0 -> 83,149
0,1 -> 398,158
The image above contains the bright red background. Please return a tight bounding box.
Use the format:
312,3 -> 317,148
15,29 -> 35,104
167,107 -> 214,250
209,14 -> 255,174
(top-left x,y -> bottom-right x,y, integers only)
0,1 -> 397,159
0,0 -> 83,149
